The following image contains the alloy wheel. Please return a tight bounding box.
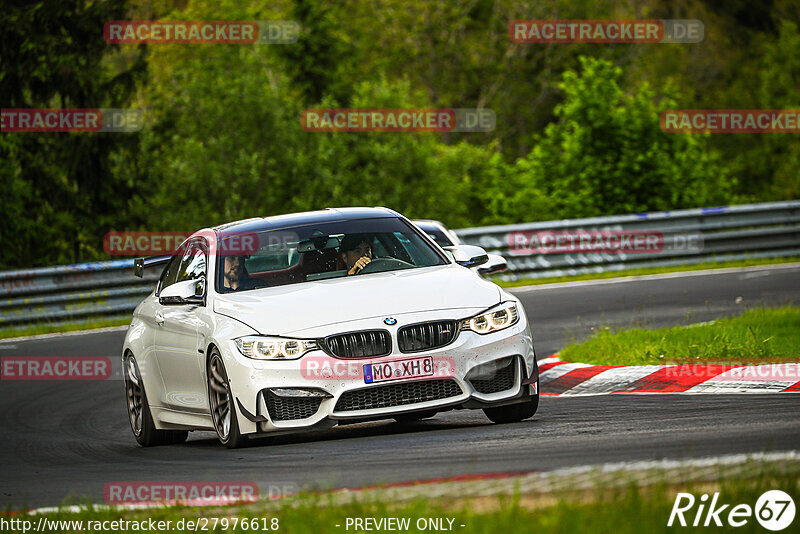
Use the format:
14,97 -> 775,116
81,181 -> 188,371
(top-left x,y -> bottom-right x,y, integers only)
208,354 -> 232,440
124,356 -> 144,436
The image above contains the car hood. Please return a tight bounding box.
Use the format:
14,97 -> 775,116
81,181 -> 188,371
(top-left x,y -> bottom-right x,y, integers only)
213,264 -> 501,336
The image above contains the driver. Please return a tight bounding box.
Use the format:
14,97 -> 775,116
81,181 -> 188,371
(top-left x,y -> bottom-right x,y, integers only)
339,234 -> 373,275
222,255 -> 258,290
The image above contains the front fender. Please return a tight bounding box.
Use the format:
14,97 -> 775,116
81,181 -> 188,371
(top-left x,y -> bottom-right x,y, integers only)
206,314 -> 260,435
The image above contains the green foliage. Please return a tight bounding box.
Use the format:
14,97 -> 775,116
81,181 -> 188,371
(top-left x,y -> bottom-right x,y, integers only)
277,0 -> 354,104
2,0 -> 798,268
735,20 -> 800,200
0,0 -> 146,267
508,57 -> 732,220
131,62 -> 496,229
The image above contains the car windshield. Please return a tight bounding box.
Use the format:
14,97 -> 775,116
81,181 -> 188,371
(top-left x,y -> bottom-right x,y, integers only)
423,229 -> 454,247
216,217 -> 447,292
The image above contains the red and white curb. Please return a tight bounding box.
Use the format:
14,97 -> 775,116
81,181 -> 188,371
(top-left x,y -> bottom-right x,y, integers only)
539,355 -> 800,395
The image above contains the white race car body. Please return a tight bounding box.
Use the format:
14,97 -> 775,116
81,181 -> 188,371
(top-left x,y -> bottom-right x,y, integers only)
123,208 -> 537,446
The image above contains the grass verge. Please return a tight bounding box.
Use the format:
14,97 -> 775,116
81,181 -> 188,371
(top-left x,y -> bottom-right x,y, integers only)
495,256 -> 800,288
558,307 -> 800,366
8,458 -> 798,533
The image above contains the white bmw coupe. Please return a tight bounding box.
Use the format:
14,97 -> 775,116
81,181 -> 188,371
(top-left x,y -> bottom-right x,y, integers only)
123,208 -> 538,448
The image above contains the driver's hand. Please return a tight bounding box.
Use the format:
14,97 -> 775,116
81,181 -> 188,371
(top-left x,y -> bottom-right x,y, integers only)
348,256 -> 371,275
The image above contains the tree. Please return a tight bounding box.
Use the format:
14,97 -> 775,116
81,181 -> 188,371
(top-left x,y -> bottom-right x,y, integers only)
277,0 -> 354,104
0,0 -> 145,267
506,56 -> 732,220
730,20 -> 800,201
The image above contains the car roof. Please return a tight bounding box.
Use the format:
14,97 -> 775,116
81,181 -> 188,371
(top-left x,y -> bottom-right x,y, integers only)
214,207 -> 400,236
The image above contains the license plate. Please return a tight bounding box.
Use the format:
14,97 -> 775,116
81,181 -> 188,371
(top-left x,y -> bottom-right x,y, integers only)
363,357 -> 434,384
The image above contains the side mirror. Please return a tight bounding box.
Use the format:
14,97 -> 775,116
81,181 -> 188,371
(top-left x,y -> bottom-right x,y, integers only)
159,279 -> 204,305
443,245 -> 489,268
133,255 -> 171,278
477,254 -> 508,275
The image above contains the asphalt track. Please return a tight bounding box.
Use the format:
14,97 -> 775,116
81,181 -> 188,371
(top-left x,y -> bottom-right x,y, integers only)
1,264 -> 798,509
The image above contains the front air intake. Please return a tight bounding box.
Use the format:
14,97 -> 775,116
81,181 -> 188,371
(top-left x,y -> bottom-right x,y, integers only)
334,379 -> 462,412
468,357 -> 517,394
264,391 -> 322,421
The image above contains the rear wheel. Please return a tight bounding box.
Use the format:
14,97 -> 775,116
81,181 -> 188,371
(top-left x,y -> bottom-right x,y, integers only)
124,354 -> 187,446
208,350 -> 248,449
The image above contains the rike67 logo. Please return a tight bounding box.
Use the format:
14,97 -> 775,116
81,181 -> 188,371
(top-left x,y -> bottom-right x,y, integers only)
668,490 -> 795,531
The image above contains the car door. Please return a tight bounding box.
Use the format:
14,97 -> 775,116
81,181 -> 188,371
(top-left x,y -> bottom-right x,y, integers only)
153,241 -> 209,412
133,256 -> 181,398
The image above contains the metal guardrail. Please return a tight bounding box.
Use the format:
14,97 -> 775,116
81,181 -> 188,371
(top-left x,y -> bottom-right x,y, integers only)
1,200 -> 798,330
0,260 -> 159,328
455,200 -> 800,280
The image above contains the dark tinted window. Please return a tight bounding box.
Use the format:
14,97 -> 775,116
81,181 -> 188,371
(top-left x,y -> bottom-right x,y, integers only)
216,217 -> 447,292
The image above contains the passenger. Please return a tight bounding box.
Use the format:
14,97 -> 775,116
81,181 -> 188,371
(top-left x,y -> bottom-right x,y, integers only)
222,255 -> 258,291
339,235 -> 373,275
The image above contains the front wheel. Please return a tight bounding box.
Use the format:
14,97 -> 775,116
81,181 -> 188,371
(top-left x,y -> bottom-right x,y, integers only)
483,393 -> 539,424
124,354 -> 187,446
483,363 -> 540,424
208,350 -> 248,449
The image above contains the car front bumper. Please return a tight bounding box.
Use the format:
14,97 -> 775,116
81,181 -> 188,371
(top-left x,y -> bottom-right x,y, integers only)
222,314 -> 537,435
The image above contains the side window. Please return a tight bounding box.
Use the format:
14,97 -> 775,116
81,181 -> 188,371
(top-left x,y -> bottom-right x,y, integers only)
158,256 -> 182,294
177,242 -> 207,282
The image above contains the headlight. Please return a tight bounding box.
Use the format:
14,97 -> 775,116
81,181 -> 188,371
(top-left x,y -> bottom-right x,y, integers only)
234,336 -> 317,360
460,303 -> 519,334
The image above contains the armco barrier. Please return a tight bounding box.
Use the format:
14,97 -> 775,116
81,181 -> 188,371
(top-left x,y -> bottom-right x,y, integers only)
0,260 -> 159,328
455,200 -> 800,281
1,201 -> 798,330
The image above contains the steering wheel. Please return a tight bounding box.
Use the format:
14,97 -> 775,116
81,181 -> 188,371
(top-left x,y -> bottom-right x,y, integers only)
356,257 -> 413,274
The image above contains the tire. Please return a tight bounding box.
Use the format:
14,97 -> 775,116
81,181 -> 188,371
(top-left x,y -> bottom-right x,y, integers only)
124,354 -> 188,447
207,349 -> 248,449
393,409 -> 437,423
483,394 -> 539,424
483,363 -> 540,424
